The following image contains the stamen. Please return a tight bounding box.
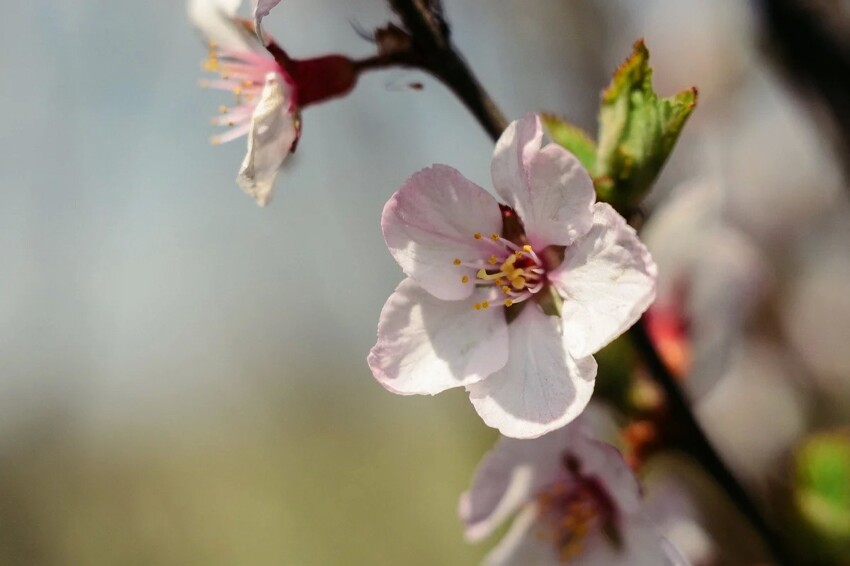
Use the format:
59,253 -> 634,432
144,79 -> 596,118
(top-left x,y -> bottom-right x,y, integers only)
504,299 -> 513,307
453,258 -> 462,266
474,233 -> 483,240
488,255 -> 499,265
481,301 -> 490,309
461,276 -> 469,284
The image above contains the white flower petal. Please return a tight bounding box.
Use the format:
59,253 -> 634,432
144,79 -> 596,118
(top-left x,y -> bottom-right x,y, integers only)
382,165 -> 503,301
551,202 -> 657,359
460,430 -> 568,541
188,0 -> 257,52
491,114 -> 595,248
368,278 -> 508,396
253,0 -> 281,19
467,305 -> 596,439
483,504 -> 553,566
572,517 -> 678,566
253,0 -> 282,42
236,72 -> 297,206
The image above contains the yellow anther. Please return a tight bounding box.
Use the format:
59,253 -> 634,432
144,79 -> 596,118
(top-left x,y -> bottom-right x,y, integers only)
488,255 -> 498,265
490,233 -> 500,241
461,275 -> 469,284
501,286 -> 511,294
512,277 -> 526,290
211,136 -> 221,146
515,251 -> 524,258
523,245 -> 533,252
504,299 -> 513,307
496,278 -> 505,286
473,303 -> 481,311
232,87 -> 243,96
453,258 -> 462,266
474,232 -> 483,240
242,80 -> 253,87
219,105 -> 228,114
481,301 -> 490,309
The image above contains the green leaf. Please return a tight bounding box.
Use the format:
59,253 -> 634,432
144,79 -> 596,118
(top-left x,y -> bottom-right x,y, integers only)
595,39 -> 697,211
793,431 -> 850,561
796,432 -> 850,537
540,113 -> 597,172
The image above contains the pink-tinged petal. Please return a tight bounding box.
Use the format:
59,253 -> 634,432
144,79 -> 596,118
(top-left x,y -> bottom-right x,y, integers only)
491,114 -> 595,248
188,0 -> 258,52
236,72 -> 297,206
461,422 -> 591,541
382,165 -> 503,300
368,278 -> 508,396
551,202 -> 657,359
573,438 -> 642,515
466,306 -> 596,439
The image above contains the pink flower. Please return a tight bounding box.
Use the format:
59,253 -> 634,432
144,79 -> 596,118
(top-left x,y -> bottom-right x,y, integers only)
190,0 -> 298,206
368,114 -> 657,438
460,422 -> 684,565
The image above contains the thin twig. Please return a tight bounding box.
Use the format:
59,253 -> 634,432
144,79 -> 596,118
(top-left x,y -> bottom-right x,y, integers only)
629,321 -> 793,565
388,0 -> 507,139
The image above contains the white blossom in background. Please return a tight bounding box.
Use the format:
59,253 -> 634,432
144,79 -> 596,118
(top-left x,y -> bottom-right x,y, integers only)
369,114 -> 656,439
460,421 -> 686,565
189,0 -> 298,206
641,178 -> 767,399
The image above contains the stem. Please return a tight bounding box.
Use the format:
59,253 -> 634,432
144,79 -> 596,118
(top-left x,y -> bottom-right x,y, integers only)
630,321 -> 793,565
384,1 -> 793,563
388,0 -> 507,139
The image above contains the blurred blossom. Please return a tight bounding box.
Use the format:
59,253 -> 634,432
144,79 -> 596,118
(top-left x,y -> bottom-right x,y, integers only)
460,421 -> 681,565
642,178 -> 768,399
369,115 -> 656,439
718,72 -> 843,249
782,221 -> 850,417
696,340 -> 810,487
643,455 -> 769,565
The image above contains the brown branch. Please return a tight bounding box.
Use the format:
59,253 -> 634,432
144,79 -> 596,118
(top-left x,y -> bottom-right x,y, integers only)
387,0 -> 507,140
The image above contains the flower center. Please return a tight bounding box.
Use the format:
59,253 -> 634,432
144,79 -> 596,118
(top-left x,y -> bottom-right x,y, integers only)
200,42 -> 285,145
534,455 -> 617,562
454,233 -> 546,310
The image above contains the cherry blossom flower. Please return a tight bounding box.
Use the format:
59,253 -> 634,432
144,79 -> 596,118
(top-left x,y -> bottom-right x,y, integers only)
460,421 -> 685,565
189,0 -> 358,206
189,0 -> 298,206
368,114 -> 657,439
